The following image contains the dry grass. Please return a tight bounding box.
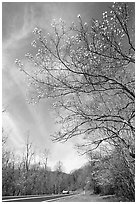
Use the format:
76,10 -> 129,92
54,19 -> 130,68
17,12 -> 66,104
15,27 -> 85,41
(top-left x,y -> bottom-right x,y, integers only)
56,193 -> 118,202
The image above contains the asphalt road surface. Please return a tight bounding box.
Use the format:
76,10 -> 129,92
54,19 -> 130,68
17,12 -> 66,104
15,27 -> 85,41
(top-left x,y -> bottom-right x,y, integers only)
2,194 -> 73,202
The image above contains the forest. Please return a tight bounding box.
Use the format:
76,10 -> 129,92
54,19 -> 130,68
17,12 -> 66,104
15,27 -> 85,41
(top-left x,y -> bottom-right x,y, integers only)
3,2 -> 135,202
2,132 -> 135,201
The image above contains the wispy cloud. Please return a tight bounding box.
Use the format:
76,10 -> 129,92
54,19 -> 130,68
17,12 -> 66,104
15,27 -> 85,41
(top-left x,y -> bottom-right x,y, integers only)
3,62 -> 54,151
3,4 -> 35,50
3,113 -> 24,149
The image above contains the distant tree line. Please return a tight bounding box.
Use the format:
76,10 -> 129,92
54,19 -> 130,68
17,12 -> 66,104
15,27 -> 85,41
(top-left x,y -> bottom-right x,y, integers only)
2,133 -> 70,195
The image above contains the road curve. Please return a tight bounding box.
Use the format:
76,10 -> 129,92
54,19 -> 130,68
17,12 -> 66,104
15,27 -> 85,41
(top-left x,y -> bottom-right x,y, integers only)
2,194 -> 73,202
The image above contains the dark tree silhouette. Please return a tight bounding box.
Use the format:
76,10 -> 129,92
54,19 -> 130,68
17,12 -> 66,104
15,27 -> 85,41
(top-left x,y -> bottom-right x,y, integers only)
16,3 -> 135,159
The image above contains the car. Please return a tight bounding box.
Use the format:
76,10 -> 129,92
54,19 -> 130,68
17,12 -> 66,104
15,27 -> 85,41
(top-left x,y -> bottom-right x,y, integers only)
62,190 -> 69,194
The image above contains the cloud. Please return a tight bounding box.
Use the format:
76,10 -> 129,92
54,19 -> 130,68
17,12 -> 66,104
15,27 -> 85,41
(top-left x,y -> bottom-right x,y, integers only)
3,49 -> 55,153
47,141 -> 87,173
3,4 -> 35,50
2,113 -> 24,150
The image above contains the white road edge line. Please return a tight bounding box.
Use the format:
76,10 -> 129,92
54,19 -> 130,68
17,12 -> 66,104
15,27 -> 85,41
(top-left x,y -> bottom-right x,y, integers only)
43,194 -> 79,202
2,195 -> 53,202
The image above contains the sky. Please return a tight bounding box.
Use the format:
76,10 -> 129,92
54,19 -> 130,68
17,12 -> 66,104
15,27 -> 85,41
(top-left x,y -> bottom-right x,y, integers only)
2,2 -> 112,173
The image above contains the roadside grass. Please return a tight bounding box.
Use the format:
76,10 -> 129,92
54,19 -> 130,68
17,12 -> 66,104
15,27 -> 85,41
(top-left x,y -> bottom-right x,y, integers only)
57,192 -> 120,202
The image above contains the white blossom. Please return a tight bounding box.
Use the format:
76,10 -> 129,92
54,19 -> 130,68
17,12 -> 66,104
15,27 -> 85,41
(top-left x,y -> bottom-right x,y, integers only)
77,14 -> 81,18
31,40 -> 37,47
33,27 -> 39,34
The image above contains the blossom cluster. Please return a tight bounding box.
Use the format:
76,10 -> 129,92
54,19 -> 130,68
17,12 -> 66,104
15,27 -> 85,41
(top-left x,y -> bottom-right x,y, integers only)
15,59 -> 23,71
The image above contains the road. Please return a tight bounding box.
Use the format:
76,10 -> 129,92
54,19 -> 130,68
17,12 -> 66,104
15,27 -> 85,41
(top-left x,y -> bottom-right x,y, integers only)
2,194 -> 74,202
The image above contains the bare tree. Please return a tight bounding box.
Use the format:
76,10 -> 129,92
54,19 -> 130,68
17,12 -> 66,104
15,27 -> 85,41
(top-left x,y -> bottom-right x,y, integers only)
54,161 -> 64,194
23,132 -> 34,172
54,161 -> 64,173
40,148 -> 50,170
